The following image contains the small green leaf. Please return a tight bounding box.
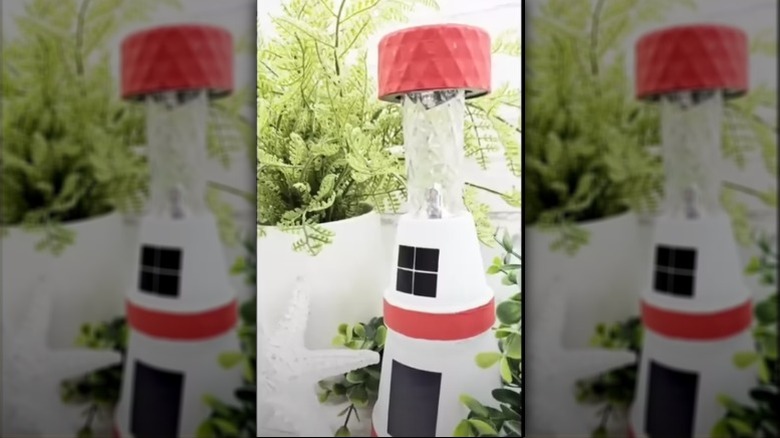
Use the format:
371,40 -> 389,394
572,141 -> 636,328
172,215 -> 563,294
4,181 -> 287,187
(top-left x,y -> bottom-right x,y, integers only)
213,419 -> 240,435
733,351 -> 759,368
591,425 -> 607,438
727,418 -> 754,435
347,386 -> 369,407
496,300 -> 521,325
217,351 -> 244,369
354,323 -> 366,338
459,394 -> 489,417
503,420 -> 522,435
453,420 -> 473,437
499,356 -> 513,383
345,370 -> 366,384
468,419 -> 498,435
332,335 -> 347,346
504,333 -> 522,360
195,422 -> 214,438
375,325 -> 387,346
475,352 -> 503,368
335,426 -> 351,437
711,419 -> 730,438
338,323 -> 349,335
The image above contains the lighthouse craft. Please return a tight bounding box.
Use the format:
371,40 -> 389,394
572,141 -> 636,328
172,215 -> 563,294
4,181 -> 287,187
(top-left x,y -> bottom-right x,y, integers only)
371,24 -> 499,437
113,25 -> 241,438
629,25 -> 756,438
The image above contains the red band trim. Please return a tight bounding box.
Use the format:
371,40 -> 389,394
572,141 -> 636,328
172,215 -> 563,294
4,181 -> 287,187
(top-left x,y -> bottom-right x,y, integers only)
628,424 -> 635,438
371,426 -> 378,437
641,299 -> 752,340
384,298 -> 495,341
127,299 -> 238,340
113,424 -> 121,438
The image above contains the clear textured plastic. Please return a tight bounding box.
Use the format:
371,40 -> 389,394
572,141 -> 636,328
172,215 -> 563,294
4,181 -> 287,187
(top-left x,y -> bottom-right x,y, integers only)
659,90 -> 725,219
144,90 -> 210,218
402,89 -> 466,219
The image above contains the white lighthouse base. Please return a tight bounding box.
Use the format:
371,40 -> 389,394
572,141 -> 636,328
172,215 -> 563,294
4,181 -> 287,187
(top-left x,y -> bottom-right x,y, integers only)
630,329 -> 755,438
372,328 -> 499,437
115,330 -> 241,438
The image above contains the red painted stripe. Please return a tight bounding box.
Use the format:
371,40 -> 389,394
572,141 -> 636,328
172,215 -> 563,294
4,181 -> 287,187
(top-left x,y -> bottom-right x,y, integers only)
641,299 -> 752,340
384,298 -> 495,341
371,425 -> 378,437
113,424 -> 121,438
628,424 -> 635,438
127,299 -> 238,340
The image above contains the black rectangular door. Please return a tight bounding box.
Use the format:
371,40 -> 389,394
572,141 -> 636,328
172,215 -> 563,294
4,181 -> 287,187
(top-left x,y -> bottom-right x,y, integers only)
645,360 -> 699,438
387,360 -> 442,437
130,361 -> 184,438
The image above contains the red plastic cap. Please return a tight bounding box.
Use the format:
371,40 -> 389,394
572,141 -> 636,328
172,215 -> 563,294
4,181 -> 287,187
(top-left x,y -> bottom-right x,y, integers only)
636,24 -> 748,99
378,24 -> 491,102
121,24 -> 234,99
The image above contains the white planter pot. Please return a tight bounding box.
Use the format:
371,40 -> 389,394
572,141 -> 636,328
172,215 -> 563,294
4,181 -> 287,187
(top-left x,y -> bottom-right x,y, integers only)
525,212 -> 650,348
1,212 -> 129,348
257,210 -> 387,350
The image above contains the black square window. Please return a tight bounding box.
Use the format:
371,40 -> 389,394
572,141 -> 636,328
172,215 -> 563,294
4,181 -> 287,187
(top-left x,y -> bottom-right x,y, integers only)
414,247 -> 440,272
387,360 -> 441,436
157,274 -> 180,297
653,245 -> 697,298
138,245 -> 183,298
655,246 -> 671,267
646,360 -> 698,438
395,245 -> 440,299
158,249 -> 182,270
398,245 -> 415,269
396,269 -> 414,295
131,361 -> 184,438
139,271 -> 155,293
674,250 -> 697,270
413,272 -> 438,298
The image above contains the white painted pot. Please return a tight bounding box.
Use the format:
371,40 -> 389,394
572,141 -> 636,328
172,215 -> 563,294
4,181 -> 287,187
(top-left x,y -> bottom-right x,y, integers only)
525,212 -> 650,348
1,212 -> 129,348
257,210 -> 387,350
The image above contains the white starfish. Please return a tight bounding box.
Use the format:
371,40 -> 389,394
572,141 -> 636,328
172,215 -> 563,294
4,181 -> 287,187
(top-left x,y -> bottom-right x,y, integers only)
525,279 -> 637,437
1,282 -> 122,437
257,282 -> 381,437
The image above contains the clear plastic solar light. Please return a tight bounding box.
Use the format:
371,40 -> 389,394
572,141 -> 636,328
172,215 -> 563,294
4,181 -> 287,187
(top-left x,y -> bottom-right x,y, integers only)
659,90 -> 725,219
145,90 -> 210,219
402,89 -> 466,219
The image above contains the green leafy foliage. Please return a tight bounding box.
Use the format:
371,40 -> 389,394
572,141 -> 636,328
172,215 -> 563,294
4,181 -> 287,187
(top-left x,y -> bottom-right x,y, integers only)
455,231 -> 522,437
574,317 -> 643,438
60,317 -> 128,438
712,238 -> 778,438
2,0 -> 254,254
258,0 -> 521,256
318,317 -> 387,437
198,239 -> 257,438
526,0 -> 776,254
0,0 -> 174,253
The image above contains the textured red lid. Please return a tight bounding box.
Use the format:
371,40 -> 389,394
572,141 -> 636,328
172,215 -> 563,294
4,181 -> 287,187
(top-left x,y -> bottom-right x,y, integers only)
121,24 -> 233,99
636,24 -> 748,99
378,24 -> 491,102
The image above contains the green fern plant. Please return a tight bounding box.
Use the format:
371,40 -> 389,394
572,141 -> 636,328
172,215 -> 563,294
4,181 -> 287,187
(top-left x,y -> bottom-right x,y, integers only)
526,0 -> 777,255
258,0 -> 522,256
0,0 -> 177,253
1,0 -> 255,254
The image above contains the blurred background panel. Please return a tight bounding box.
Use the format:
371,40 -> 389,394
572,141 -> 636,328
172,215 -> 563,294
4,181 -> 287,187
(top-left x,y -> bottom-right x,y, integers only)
524,0 -> 776,437
1,0 -> 255,436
